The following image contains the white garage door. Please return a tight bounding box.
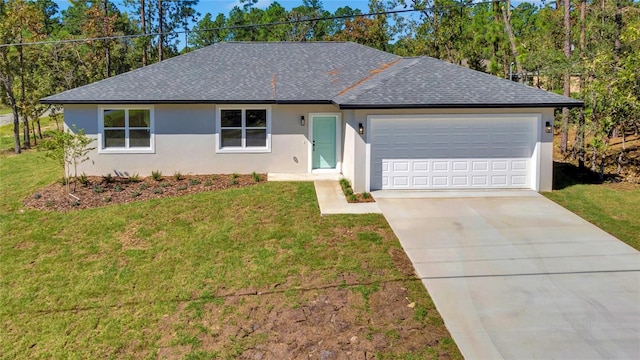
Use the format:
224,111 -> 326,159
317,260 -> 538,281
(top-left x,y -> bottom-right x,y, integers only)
370,116 -> 537,190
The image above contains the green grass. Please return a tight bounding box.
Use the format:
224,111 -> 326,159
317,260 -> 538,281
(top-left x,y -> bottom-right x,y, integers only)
0,105 -> 12,115
0,116 -> 60,152
0,151 -> 461,359
545,184 -> 640,250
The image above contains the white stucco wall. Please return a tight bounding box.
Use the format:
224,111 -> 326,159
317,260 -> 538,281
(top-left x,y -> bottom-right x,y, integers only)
64,103 -> 338,176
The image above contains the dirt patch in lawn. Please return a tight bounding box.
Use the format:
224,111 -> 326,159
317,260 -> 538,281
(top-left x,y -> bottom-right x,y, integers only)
158,265 -> 456,359
24,174 -> 266,212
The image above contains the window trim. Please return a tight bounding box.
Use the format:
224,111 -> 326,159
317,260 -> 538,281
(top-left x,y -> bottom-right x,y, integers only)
98,105 -> 155,154
216,105 -> 271,153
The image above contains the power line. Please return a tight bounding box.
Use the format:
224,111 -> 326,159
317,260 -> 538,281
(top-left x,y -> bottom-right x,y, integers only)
0,0 -> 506,48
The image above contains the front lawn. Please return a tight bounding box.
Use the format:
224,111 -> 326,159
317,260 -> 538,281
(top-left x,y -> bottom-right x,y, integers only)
545,182 -> 640,251
0,151 -> 461,359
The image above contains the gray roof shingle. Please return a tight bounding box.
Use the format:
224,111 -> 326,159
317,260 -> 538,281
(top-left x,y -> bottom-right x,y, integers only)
41,42 -> 582,108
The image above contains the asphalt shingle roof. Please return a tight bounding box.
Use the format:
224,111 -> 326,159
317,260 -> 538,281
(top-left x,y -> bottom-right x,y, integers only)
41,42 -> 583,108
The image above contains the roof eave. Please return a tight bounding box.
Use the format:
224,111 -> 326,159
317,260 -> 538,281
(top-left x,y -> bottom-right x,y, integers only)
39,99 -> 336,105
337,102 -> 584,109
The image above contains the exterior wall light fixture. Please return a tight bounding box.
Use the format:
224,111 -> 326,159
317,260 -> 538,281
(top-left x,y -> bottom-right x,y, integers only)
545,121 -> 552,133
300,116 -> 305,126
358,123 -> 364,135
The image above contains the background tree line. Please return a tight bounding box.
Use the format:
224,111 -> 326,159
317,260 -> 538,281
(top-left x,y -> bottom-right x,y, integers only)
1,0 -> 638,178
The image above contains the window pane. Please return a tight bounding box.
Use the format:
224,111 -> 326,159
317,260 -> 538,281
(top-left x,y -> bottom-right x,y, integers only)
221,110 -> 242,127
221,129 -> 242,147
246,129 -> 266,147
129,110 -> 150,127
129,129 -> 150,147
104,109 -> 125,127
104,129 -> 125,147
246,110 -> 266,127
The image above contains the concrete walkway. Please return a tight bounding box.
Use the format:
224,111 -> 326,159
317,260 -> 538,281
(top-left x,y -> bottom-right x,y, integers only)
314,181 -> 381,215
376,192 -> 640,360
267,174 -> 381,215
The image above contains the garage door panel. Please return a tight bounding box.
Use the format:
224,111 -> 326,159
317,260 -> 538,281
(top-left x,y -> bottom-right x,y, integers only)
472,161 -> 489,171
432,161 -> 449,171
371,117 -> 537,190
392,176 -> 409,186
512,175 -> 528,184
492,161 -> 508,171
432,177 -> 449,187
452,176 -> 469,186
512,160 -> 527,170
452,161 -> 468,171
413,161 -> 429,171
472,176 -> 488,186
491,175 -> 508,186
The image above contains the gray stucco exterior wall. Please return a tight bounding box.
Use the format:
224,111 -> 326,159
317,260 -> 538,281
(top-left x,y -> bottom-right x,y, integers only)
64,104 -> 555,193
64,103 -> 338,176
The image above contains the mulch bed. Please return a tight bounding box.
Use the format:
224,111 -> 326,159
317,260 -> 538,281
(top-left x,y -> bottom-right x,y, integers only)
24,174 -> 266,212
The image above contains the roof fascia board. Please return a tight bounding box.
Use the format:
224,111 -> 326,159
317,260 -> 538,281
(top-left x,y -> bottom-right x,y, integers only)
337,102 -> 584,109
39,99 -> 336,105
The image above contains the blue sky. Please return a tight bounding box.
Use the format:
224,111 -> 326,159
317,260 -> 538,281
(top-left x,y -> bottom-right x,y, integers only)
52,1 -> 373,16
51,0 -> 545,48
53,0 -> 546,18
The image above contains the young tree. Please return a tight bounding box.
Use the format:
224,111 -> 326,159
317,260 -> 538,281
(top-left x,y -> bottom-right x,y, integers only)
42,125 -> 95,194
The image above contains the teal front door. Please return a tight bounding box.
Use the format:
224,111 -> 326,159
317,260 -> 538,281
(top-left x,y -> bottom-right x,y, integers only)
312,116 -> 337,169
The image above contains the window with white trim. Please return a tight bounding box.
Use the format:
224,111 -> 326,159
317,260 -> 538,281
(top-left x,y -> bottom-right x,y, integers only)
217,106 -> 270,152
99,107 -> 154,152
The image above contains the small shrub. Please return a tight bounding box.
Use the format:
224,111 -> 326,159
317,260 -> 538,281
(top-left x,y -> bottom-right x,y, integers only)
173,171 -> 183,181
362,192 -> 371,199
93,185 -> 104,194
210,175 -> 218,181
231,173 -> 239,179
114,184 -> 123,192
59,177 -> 68,186
33,193 -> 42,200
129,173 -> 141,183
151,170 -> 163,181
160,182 -> 170,188
229,175 -> 238,185
78,173 -> 89,186
132,190 -> 142,198
177,184 -> 187,191
45,200 -> 54,207
102,173 -> 114,184
340,178 -> 357,198
189,178 -> 201,186
71,200 -> 80,207
103,196 -> 112,203
152,188 -> 163,194
139,183 -> 149,190
339,178 -> 350,189
204,180 -> 213,186
252,171 -> 261,182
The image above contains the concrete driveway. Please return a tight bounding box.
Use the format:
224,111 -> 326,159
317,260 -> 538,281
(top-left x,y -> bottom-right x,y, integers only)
374,191 -> 640,360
